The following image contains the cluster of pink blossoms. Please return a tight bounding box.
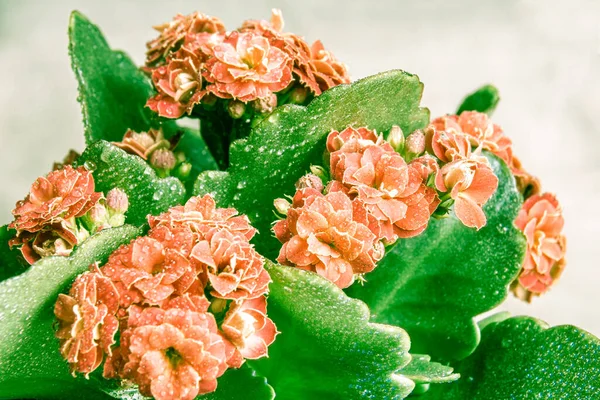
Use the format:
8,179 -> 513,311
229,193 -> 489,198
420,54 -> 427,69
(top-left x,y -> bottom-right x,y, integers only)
144,9 -> 350,118
54,195 -> 277,400
426,111 -> 566,300
9,165 -> 128,264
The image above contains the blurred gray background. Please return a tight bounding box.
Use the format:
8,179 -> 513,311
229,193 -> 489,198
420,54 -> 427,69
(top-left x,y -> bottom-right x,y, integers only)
0,0 -> 598,334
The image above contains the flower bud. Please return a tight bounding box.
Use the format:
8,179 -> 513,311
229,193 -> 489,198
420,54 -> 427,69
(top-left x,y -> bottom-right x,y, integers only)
295,173 -> 324,192
387,125 -> 404,153
227,100 -> 246,119
309,165 -> 329,181
202,93 -> 217,108
290,86 -> 308,104
274,198 -> 291,216
405,129 -> 426,158
252,93 -> 278,115
106,188 -> 129,214
150,148 -> 177,170
176,162 -> 192,180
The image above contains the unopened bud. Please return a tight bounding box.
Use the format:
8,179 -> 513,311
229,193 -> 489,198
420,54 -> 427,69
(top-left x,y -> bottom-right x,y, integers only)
295,173 -> 324,192
202,93 -> 217,108
388,125 -> 405,153
227,100 -> 246,119
89,203 -> 109,223
274,198 -> 291,216
176,162 -> 192,180
309,165 -> 329,181
252,93 -> 278,115
210,298 -> 228,314
290,86 -> 308,104
106,188 -> 129,214
405,129 -> 426,158
150,148 -> 177,170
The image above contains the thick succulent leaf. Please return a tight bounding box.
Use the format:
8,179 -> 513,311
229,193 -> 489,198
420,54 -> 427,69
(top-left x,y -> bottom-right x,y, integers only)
421,316 -> 600,399
399,354 -> 459,385
194,70 -> 430,258
69,11 -> 216,175
347,154 -> 526,361
69,11 -> 163,144
0,225 -> 27,281
250,261 -> 415,400
0,226 -> 141,400
78,140 -> 186,226
456,84 -> 500,115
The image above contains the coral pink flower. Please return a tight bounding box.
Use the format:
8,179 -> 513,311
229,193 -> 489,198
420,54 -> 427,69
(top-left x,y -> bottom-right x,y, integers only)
190,229 -> 270,300
101,236 -> 198,305
146,12 -> 226,66
328,127 -> 439,241
274,189 -> 382,288
203,31 -> 293,102
425,124 -> 472,163
148,195 -> 256,242
112,128 -> 170,160
512,193 -> 566,301
121,306 -> 227,400
220,296 -> 278,368
436,158 -> 498,229
9,165 -> 102,264
54,265 -> 119,376
147,47 -> 206,118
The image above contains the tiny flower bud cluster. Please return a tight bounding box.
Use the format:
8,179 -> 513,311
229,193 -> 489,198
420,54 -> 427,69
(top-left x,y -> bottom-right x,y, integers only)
8,166 -> 128,264
144,9 -> 350,119
54,195 -> 277,400
112,128 -> 192,179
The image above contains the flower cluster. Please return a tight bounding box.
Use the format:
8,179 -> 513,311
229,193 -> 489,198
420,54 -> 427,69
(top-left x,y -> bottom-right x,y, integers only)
9,165 -> 128,264
145,9 -> 349,119
274,126 -> 441,288
54,195 -> 277,400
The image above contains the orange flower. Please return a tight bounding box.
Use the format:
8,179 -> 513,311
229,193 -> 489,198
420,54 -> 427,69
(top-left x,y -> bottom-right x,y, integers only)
220,296 -> 278,368
436,158 -> 498,229
101,236 -> 198,305
425,124 -> 472,163
328,127 -> 439,242
112,128 -> 170,160
121,306 -> 227,400
147,47 -> 207,118
274,189 -> 382,288
190,229 -> 270,300
204,31 -> 293,102
9,165 -> 102,264
54,265 -> 119,376
146,11 -> 226,66
148,195 -> 256,242
512,193 -> 566,301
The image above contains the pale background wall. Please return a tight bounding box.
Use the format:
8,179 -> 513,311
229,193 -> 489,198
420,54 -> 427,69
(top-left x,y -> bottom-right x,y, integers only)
0,0 -> 598,334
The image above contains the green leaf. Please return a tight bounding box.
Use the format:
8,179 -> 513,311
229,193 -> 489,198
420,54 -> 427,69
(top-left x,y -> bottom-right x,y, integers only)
399,354 -> 459,385
177,126 -> 219,190
456,84 -> 500,115
250,261 -> 415,400
420,316 -> 600,399
0,225 -> 142,400
194,70 -> 429,259
346,154 -> 526,361
69,11 -> 161,144
68,11 -> 216,175
78,140 -> 186,226
0,225 -> 27,282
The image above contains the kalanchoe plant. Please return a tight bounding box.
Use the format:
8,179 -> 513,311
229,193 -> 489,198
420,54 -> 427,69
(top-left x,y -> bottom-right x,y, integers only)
0,8 -> 596,400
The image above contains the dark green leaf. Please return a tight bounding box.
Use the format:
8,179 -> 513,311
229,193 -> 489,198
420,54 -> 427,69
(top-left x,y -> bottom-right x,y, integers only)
0,225 -> 27,282
456,85 -> 500,115
399,354 -> 459,384
194,70 -> 430,259
346,154 -> 526,361
69,11 -> 162,144
78,140 -> 186,226
250,261 -> 415,400
421,316 -> 600,399
176,126 -> 219,191
0,226 -> 142,400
